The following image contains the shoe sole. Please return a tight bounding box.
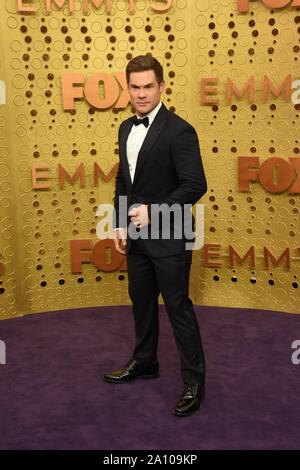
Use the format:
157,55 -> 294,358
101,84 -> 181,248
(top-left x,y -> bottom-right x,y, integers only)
172,408 -> 200,417
104,373 -> 160,384
172,390 -> 205,417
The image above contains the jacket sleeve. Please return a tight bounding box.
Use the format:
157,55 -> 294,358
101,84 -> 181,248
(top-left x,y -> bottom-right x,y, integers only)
147,125 -> 207,220
113,125 -> 128,229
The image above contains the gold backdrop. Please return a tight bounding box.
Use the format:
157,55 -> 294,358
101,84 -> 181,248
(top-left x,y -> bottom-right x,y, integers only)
0,0 -> 300,319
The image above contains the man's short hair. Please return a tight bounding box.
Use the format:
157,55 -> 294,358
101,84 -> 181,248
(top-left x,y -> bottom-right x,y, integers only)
126,55 -> 164,84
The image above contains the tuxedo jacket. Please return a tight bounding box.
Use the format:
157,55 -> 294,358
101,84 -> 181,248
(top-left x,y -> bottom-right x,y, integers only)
113,103 -> 207,257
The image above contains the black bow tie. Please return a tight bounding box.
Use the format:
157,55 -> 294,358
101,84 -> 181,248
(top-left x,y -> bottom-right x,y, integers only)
132,116 -> 149,128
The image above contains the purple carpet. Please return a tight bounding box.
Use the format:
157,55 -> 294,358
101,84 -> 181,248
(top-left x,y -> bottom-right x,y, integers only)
0,305 -> 299,450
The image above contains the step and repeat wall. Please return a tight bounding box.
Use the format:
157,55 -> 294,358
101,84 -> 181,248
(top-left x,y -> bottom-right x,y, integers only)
0,0 -> 300,319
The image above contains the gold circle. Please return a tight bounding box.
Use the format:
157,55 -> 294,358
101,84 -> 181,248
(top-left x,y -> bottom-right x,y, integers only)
153,17 -> 164,29
136,39 -> 148,51
196,0 -> 210,12
12,74 -> 27,89
133,17 -> 144,29
115,57 -> 126,68
177,74 -> 188,87
93,57 -> 104,69
31,58 -> 43,69
95,37 -> 108,52
33,40 -> 45,53
216,14 -> 227,25
69,18 -> 81,30
51,58 -> 63,69
16,114 -> 27,125
281,28 -> 294,45
176,0 -> 187,8
10,40 -> 22,52
48,17 -> 60,29
117,40 -> 129,52
53,41 -> 65,53
15,126 -> 26,138
73,40 -> 85,52
10,58 -> 22,70
157,39 -> 167,51
177,38 -> 187,50
6,16 -> 18,28
175,20 -> 185,31
195,15 -> 207,27
174,52 -> 188,67
71,58 -> 82,69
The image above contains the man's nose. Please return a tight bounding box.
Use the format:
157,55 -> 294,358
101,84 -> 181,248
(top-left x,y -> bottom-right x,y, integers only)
138,88 -> 147,98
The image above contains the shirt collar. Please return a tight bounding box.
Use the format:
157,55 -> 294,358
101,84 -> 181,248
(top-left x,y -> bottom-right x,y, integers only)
136,101 -> 162,127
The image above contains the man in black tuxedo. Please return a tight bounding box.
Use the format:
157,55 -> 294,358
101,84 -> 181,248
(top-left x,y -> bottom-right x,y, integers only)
104,55 -> 207,417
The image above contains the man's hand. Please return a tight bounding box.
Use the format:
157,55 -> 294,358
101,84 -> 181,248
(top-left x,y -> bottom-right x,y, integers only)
128,204 -> 150,228
114,228 -> 127,255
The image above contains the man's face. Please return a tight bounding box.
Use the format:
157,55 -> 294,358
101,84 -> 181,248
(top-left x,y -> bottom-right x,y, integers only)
127,70 -> 165,117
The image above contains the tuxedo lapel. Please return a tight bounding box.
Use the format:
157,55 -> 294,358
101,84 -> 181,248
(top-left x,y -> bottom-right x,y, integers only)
119,119 -> 134,188
132,104 -> 168,188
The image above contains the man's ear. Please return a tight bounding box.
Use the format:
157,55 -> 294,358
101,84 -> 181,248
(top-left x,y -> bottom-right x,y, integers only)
159,81 -> 166,93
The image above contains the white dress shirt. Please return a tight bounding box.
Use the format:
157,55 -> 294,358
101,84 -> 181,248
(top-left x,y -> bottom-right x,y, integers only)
126,101 -> 162,182
114,102 -> 162,231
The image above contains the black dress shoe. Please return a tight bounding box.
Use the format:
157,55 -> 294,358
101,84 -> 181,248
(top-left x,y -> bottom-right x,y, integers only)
172,384 -> 205,417
104,358 -> 159,384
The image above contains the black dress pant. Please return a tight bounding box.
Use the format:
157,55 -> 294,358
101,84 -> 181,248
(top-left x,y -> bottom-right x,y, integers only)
126,237 -> 205,385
